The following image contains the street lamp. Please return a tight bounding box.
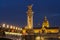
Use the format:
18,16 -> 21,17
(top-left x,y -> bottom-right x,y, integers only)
13,26 -> 15,29
7,25 -> 9,28
2,24 -> 5,28
16,27 -> 18,30
18,28 -> 22,30
10,25 -> 13,29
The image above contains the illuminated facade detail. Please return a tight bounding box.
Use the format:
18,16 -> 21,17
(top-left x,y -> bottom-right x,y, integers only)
27,5 -> 34,29
42,16 -> 49,28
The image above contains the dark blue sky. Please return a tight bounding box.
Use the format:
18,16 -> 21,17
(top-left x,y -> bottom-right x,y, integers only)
0,0 -> 60,27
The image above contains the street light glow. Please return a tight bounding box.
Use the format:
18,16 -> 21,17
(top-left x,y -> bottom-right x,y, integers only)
2,24 -> 5,27
13,26 -> 15,29
16,27 -> 18,30
10,25 -> 13,29
7,25 -> 9,28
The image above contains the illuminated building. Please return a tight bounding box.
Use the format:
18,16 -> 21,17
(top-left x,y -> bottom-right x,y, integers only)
42,16 -> 49,28
33,16 -> 59,34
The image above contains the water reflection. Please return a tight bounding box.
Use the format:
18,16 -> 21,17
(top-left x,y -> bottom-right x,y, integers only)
35,36 -> 44,40
22,35 -> 60,40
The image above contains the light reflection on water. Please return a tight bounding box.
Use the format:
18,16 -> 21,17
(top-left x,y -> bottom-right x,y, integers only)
6,35 -> 60,40
22,35 -> 60,40
5,37 -> 60,40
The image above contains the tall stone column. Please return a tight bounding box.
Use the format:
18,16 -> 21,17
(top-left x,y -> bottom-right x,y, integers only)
26,5 -> 34,29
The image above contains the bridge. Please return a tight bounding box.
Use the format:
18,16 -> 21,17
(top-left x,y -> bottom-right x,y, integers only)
0,23 -> 60,40
0,23 -> 23,40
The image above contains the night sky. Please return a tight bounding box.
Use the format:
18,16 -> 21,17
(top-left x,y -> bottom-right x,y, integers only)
0,0 -> 60,27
